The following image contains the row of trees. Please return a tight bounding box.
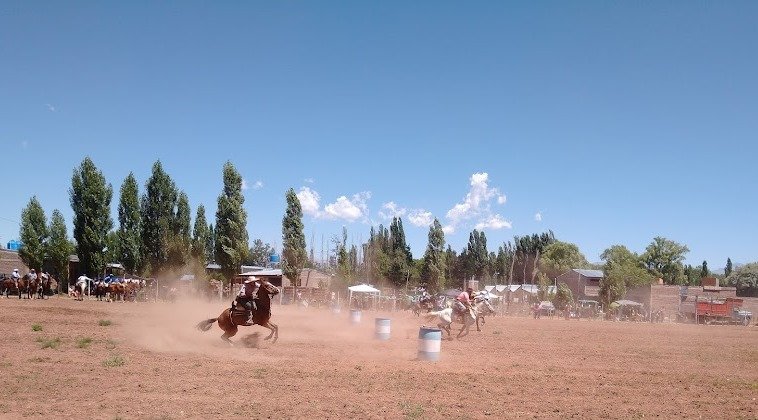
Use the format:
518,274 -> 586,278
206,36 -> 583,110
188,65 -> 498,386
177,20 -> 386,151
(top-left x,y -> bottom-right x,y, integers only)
18,158 -> 250,282
18,158 -> 753,298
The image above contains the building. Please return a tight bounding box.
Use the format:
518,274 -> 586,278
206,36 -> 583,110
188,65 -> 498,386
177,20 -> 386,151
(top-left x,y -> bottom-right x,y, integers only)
0,249 -> 29,276
556,269 -> 604,301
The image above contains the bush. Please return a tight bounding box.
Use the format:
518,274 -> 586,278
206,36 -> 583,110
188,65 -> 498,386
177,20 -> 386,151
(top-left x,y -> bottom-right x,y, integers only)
31,324 -> 43,332
77,337 -> 93,348
37,337 -> 61,349
103,355 -> 125,367
98,319 -> 112,327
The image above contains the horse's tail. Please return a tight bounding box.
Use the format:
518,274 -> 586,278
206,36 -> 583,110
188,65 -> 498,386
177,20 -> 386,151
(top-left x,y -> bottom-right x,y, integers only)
196,318 -> 217,332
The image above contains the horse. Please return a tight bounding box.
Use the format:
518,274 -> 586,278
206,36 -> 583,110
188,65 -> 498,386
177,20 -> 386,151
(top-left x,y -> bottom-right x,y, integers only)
32,274 -> 55,299
0,276 -> 18,298
411,296 -> 436,317
473,298 -> 496,331
196,280 -> 280,345
106,282 -> 125,302
74,277 -> 90,301
424,306 -> 478,340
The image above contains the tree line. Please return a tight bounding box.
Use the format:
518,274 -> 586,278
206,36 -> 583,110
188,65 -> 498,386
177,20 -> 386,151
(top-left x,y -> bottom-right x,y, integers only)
17,158 -> 755,299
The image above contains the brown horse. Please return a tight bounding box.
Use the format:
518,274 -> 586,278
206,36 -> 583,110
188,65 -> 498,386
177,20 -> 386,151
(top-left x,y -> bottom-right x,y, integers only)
196,280 -> 280,345
0,276 -> 23,298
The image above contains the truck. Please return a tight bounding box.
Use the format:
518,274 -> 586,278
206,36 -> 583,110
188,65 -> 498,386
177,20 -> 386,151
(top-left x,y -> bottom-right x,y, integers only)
693,297 -> 752,325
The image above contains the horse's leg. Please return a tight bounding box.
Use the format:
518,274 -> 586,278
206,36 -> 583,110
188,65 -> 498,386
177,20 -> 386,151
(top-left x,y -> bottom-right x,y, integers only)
221,324 -> 238,346
258,321 -> 279,343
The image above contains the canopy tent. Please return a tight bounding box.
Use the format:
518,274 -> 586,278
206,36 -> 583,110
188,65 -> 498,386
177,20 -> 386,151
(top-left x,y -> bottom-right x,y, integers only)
347,284 -> 381,310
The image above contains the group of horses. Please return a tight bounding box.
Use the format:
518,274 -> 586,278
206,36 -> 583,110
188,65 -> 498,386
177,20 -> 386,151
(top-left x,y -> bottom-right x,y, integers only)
0,274 -> 56,299
414,293 -> 497,339
72,278 -> 146,302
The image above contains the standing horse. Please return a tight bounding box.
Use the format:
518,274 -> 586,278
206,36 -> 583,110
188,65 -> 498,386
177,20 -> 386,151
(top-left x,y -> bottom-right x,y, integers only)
196,281 -> 280,345
424,306 -> 478,340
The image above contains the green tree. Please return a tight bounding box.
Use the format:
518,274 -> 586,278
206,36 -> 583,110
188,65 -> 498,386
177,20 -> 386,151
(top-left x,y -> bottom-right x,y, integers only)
387,217 -> 412,287
191,205 -> 210,263
641,237 -> 689,285
19,196 -> 48,271
46,209 -> 72,282
104,231 -> 120,264
206,223 -> 216,263
462,230 -> 488,280
724,262 -> 758,291
282,188 -> 306,286
420,218 -> 447,292
70,157 -> 113,277
600,244 -> 655,306
700,260 -> 709,279
600,245 -> 640,267
167,191 -> 191,268
215,162 -> 249,279
140,161 -> 178,275
553,282 -> 574,310
725,258 -> 733,278
117,173 -> 142,273
247,239 -> 275,267
540,241 -> 589,279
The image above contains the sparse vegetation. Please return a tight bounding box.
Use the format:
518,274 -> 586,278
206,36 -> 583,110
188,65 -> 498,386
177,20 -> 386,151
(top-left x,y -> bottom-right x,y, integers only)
36,337 -> 61,349
77,337 -> 93,348
106,339 -> 118,349
31,324 -> 42,332
103,355 -> 125,367
400,402 -> 425,419
98,319 -> 112,326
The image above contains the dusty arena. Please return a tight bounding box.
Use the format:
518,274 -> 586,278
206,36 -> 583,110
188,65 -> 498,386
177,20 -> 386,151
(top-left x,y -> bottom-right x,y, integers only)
1,297 -> 755,419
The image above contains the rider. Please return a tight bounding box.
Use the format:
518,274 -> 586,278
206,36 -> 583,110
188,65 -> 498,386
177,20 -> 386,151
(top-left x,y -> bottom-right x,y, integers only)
28,269 -> 38,283
11,268 -> 21,288
453,287 -> 474,323
235,276 -> 261,324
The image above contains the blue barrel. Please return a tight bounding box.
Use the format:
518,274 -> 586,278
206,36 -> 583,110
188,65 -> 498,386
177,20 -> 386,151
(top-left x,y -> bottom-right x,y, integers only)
374,318 -> 391,340
417,327 -> 442,361
350,309 -> 361,324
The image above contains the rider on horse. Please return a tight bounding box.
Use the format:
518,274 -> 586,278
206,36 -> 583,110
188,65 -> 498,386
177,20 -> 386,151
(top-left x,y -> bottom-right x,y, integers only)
11,269 -> 20,288
453,287 -> 475,323
235,277 -> 261,324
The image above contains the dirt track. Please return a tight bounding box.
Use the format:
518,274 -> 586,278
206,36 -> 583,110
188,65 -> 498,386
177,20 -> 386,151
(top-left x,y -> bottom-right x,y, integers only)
1,297 -> 756,419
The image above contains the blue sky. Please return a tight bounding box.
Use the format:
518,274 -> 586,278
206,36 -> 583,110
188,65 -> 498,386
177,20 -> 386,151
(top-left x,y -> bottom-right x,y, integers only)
1,2 -> 756,268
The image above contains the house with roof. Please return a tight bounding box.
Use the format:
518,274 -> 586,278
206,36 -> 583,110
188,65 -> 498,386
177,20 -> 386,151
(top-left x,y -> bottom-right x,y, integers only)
556,269 -> 604,301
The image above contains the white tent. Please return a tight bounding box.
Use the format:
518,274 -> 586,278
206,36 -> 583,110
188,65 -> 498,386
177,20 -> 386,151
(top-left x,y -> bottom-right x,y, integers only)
347,284 -> 381,309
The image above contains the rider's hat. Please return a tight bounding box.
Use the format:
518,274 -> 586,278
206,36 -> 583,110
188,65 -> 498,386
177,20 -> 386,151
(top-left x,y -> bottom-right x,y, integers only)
13,268 -> 18,272
243,276 -> 258,284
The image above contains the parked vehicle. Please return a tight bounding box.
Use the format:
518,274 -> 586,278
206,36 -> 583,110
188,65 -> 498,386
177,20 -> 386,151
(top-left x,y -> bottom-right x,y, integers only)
692,297 -> 752,325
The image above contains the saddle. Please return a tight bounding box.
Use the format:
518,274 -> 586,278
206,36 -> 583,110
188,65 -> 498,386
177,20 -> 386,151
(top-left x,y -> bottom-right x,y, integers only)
230,307 -> 254,326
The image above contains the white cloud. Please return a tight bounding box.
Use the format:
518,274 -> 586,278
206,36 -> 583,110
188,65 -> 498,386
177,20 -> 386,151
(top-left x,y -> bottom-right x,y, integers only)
442,225 -> 455,235
534,212 -> 542,222
323,192 -> 371,222
298,188 -> 371,222
253,180 -> 264,190
296,187 -> 321,217
378,201 -> 406,220
304,178 -> 315,184
475,214 -> 512,230
444,172 -> 508,232
241,178 -> 249,190
408,209 -> 434,227
45,104 -> 56,112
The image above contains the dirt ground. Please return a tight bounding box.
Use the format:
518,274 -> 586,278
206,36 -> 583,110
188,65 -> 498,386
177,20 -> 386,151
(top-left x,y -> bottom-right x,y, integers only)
0,296 -> 756,419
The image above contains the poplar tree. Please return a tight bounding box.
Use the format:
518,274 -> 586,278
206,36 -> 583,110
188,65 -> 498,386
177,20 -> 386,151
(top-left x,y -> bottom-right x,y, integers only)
19,196 -> 48,272
168,191 -> 191,267
140,161 -> 178,274
47,209 -> 72,282
420,218 -> 447,292
117,173 -> 142,273
192,205 -> 210,262
70,157 -> 113,277
725,258 -> 733,278
215,162 -> 248,279
282,188 -> 306,286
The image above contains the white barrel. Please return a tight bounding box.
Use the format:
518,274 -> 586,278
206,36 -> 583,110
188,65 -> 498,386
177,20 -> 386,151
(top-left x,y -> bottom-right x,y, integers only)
417,327 -> 442,361
374,318 -> 391,340
350,309 -> 362,324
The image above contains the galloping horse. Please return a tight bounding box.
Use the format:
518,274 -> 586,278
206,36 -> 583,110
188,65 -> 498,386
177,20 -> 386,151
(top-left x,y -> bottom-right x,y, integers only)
424,306 -> 478,340
196,280 -> 280,345
473,298 -> 496,330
